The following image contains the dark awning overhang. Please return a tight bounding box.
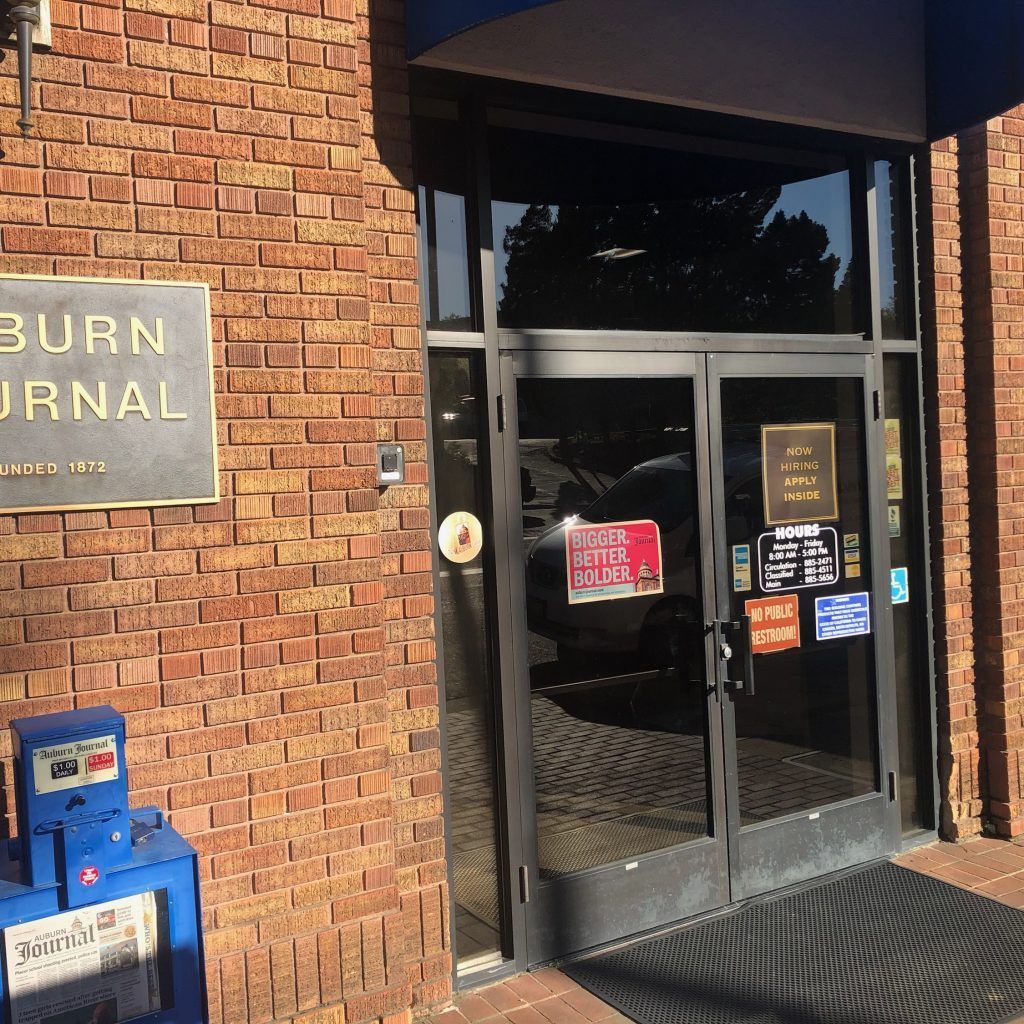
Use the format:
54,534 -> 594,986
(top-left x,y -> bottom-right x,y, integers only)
406,0 -> 1023,143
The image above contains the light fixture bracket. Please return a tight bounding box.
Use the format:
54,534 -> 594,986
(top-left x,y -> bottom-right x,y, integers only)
3,0 -> 50,138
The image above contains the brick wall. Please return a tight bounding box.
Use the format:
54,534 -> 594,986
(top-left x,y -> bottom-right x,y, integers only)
923,114 -> 1024,840
919,137 -> 983,839
0,0 -> 451,1020
959,112 -> 1024,838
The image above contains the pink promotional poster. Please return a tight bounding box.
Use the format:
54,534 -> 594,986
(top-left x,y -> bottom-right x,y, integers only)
564,519 -> 664,605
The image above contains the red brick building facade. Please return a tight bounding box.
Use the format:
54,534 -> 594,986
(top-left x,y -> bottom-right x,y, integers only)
3,1 -> 1024,1021
923,114 -> 1024,841
0,1 -> 448,1021
921,136 -> 979,838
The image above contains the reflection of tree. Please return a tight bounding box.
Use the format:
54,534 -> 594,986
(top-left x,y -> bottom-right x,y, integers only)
881,297 -> 902,338
436,310 -> 471,330
498,188 -> 852,333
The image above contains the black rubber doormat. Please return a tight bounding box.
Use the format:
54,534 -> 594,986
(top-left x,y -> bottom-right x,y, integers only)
562,861 -> 1024,1024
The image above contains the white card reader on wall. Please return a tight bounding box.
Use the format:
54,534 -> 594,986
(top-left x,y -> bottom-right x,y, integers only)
377,443 -> 405,484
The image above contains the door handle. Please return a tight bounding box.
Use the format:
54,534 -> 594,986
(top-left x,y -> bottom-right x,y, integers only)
718,615 -> 756,697
737,613 -> 755,696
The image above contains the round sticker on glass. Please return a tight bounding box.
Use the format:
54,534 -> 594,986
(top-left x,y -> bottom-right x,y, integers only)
438,512 -> 483,564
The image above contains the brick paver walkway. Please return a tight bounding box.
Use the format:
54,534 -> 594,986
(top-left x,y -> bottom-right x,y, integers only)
429,836 -> 1024,1024
897,833 -> 1024,905
430,968 -> 631,1024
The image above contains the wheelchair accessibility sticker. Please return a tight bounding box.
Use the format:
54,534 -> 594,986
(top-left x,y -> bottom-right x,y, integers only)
891,567 -> 909,605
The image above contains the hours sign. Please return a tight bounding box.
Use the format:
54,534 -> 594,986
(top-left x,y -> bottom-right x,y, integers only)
0,275 -> 218,514
761,422 -> 838,526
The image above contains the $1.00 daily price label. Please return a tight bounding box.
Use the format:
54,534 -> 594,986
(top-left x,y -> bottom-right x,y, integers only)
31,734 -> 119,795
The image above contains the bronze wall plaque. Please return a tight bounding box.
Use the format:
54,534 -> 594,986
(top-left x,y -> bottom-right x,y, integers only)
0,274 -> 218,514
761,422 -> 838,526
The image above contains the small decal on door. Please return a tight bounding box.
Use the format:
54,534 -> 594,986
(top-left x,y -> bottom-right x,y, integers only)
888,506 -> 901,538
438,511 -> 483,564
886,455 -> 904,499
891,567 -> 909,605
732,543 -> 752,592
885,418 -> 902,457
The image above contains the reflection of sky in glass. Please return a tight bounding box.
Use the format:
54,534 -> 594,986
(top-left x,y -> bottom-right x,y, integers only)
434,190 -> 471,323
419,185 -> 472,327
767,171 -> 852,276
491,170 -> 853,304
874,161 -> 899,318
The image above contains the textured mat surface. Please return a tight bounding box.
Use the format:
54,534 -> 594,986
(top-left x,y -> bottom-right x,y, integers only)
539,801 -> 712,879
454,844 -> 501,928
563,861 -> 1024,1024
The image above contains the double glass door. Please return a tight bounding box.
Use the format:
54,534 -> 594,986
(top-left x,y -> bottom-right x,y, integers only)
501,349 -> 894,965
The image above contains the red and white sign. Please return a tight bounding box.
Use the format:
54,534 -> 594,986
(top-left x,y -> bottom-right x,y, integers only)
565,519 -> 664,605
79,866 -> 100,886
744,594 -> 801,654
87,750 -> 115,772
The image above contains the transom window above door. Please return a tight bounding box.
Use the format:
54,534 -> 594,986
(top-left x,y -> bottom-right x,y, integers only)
413,97 -> 917,342
488,124 -> 856,335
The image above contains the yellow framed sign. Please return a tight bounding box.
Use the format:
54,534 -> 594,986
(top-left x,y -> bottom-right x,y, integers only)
0,274 -> 218,514
761,422 -> 838,526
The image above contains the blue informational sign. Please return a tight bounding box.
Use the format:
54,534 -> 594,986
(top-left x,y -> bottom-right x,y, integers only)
815,592 -> 871,641
732,543 -> 752,592
891,567 -> 909,605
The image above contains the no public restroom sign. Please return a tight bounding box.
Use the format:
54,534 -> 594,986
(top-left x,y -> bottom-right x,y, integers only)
744,594 -> 800,654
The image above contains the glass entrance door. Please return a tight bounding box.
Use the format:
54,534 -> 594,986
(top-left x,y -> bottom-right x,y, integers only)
708,353 -> 891,902
501,348 -> 892,966
501,350 -> 729,965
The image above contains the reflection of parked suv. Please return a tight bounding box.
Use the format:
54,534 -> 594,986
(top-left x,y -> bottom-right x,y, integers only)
525,447 -> 760,668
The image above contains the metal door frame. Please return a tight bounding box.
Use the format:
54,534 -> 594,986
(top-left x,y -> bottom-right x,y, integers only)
705,351 -> 900,903
499,348 -> 732,966
428,334 -> 905,977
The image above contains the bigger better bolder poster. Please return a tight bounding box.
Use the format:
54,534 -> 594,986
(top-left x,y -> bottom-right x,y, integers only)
564,519 -> 664,605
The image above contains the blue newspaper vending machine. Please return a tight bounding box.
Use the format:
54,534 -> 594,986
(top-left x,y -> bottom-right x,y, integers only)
0,706 -> 206,1024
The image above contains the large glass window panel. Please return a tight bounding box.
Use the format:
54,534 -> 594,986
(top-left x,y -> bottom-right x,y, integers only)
415,114 -> 474,331
429,351 -> 505,971
490,126 -> 856,334
516,377 -> 711,879
883,355 -> 934,832
876,159 -> 913,340
720,377 -> 880,823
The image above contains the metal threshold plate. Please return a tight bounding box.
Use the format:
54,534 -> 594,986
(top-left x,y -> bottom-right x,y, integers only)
562,861 -> 1024,1024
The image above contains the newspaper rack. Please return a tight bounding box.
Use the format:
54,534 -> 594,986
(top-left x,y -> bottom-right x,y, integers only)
0,707 -> 206,1024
